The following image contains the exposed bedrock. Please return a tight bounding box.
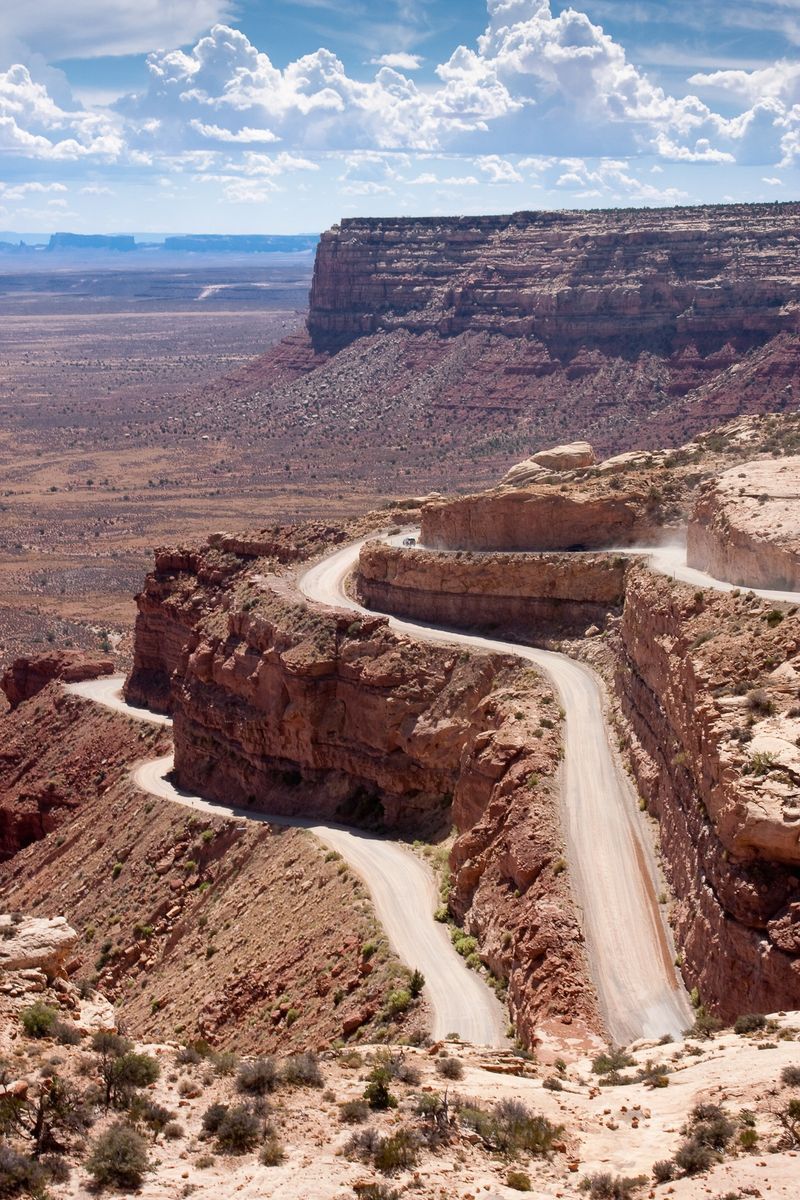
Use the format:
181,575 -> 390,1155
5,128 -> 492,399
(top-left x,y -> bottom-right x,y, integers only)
421,487 -> 664,552
688,456 -> 800,590
308,206 -> 800,357
356,542 -> 626,637
616,569 -> 800,1018
125,536 -> 600,1040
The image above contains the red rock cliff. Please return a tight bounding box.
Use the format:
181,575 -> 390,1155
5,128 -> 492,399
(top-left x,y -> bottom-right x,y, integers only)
616,569 -> 800,1018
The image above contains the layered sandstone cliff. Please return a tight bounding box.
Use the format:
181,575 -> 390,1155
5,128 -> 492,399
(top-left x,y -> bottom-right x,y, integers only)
688,456 -> 800,590
308,206 -> 800,357
421,481 -> 675,552
615,569 -> 800,1017
357,542 -> 626,637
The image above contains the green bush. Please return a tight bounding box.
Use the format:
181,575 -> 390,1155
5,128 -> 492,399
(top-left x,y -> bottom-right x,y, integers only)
384,989 -> 411,1016
507,1169 -> 531,1191
652,1160 -> 674,1183
214,1105 -> 261,1154
673,1137 -> 716,1175
579,1174 -> 647,1198
259,1137 -> 285,1166
734,1013 -> 767,1035
435,1056 -> 463,1081
281,1052 -> 323,1088
363,1065 -> 397,1111
20,1002 -> 58,1039
591,1047 -> 635,1075
339,1099 -> 369,1124
0,1143 -> 49,1197
408,969 -> 425,998
86,1120 -> 150,1190
373,1129 -> 418,1174
236,1057 -> 277,1096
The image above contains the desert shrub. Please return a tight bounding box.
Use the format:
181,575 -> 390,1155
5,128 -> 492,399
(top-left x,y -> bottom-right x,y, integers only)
435,1056 -> 463,1081
163,1121 -> 184,1141
259,1136 -> 285,1166
579,1174 -> 646,1199
194,1154 -> 215,1169
373,1129 -> 418,1174
214,1105 -> 261,1154
363,1065 -> 397,1111
177,1078 -> 202,1099
344,1127 -> 381,1161
352,1184 -> 400,1200
0,1142 -> 49,1197
507,1169 -> 531,1191
543,1076 -> 563,1091
339,1099 -> 369,1124
777,1097 -> 800,1144
53,1021 -> 81,1047
591,1047 -> 635,1075
236,1057 -> 277,1096
387,1054 -> 420,1086
781,1065 -> 800,1087
652,1160 -> 674,1183
673,1137 -> 716,1175
384,989 -> 411,1017
175,1046 -> 204,1066
127,1095 -> 174,1140
86,1120 -> 150,1190
734,1013 -> 767,1035
20,1003 -> 58,1040
201,1104 -> 229,1135
746,689 -> 774,715
210,1050 -> 238,1077
41,1154 -> 69,1184
690,1105 -> 735,1150
281,1052 -> 323,1087
739,1127 -> 758,1150
690,1006 -> 722,1039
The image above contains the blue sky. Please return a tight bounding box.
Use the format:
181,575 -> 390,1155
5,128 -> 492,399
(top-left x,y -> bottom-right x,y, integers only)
0,0 -> 798,234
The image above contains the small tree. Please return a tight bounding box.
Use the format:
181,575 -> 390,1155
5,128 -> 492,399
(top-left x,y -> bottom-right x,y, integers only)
408,969 -> 425,998
20,1003 -> 58,1040
363,1065 -> 397,1111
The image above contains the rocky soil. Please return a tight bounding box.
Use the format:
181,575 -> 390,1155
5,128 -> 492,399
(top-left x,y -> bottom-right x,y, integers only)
2,916 -> 799,1200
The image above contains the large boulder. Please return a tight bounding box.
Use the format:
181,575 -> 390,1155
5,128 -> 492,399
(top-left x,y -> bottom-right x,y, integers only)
500,441 -> 595,488
0,915 -> 78,976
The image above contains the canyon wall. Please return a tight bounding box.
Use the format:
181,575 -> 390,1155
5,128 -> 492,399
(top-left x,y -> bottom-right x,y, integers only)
308,206 -> 800,357
357,542 -> 626,636
125,536 -> 600,1042
688,457 -> 800,590
616,569 -> 800,1018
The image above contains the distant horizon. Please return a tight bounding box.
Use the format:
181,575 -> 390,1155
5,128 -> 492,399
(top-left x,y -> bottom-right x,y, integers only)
3,193 -> 800,247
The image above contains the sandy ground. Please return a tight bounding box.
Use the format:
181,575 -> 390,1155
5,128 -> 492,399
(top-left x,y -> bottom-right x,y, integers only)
300,539 -> 693,1044
37,1021 -> 800,1200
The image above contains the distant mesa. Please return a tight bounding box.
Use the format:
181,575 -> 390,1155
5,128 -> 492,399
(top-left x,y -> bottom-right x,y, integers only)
47,232 -> 136,252
162,234 -> 318,253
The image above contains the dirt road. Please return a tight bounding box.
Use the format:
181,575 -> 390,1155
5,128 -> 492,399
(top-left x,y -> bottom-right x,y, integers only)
70,675 -> 508,1047
300,540 -> 693,1042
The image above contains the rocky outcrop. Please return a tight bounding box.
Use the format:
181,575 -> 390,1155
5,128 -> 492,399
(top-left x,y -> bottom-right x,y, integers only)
688,457 -> 800,590
357,542 -> 626,637
0,914 -> 77,976
1,651 -> 114,709
616,569 -> 800,1018
500,441 -> 596,487
421,486 -> 667,553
